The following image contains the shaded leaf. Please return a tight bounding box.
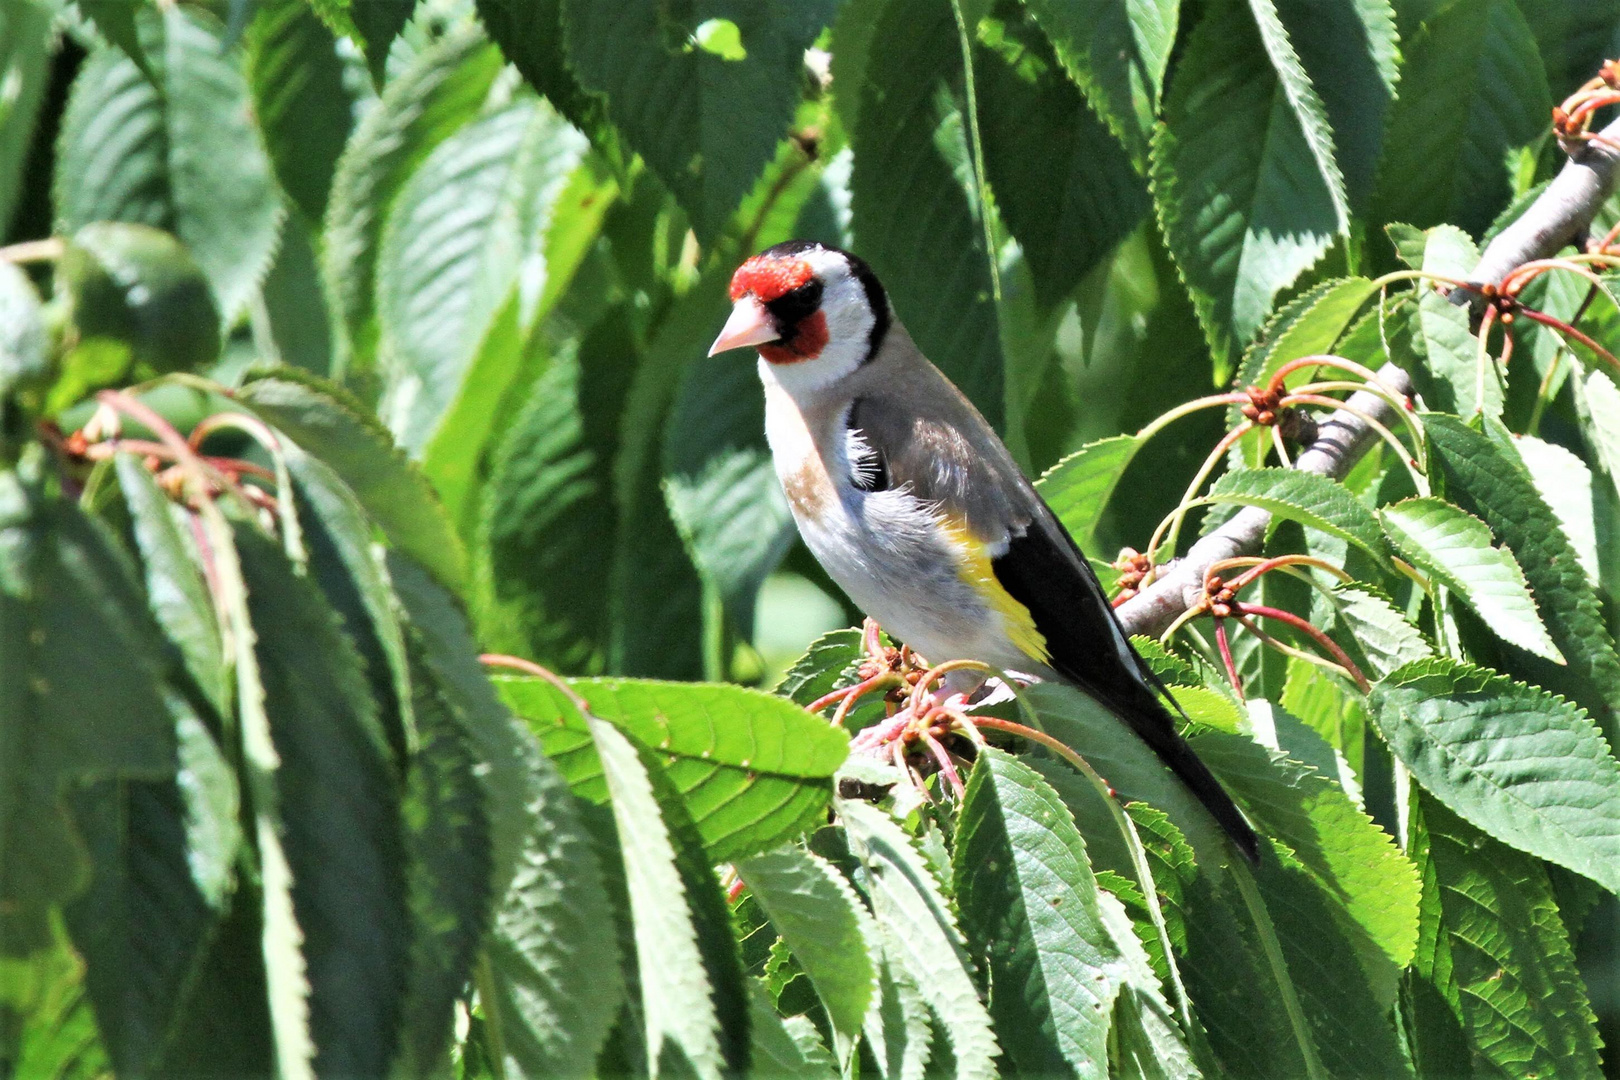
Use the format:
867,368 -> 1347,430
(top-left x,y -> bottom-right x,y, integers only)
737,846 -> 877,1063
247,0 -> 359,226
560,0 -> 836,240
588,712 -> 749,1078
1427,414 -> 1620,736
849,0 -> 1004,425
483,747 -> 623,1079
1152,0 -> 1346,370
975,6 -> 1148,309
157,5 -> 285,322
239,370 -> 467,594
0,0 -> 50,240
0,468 -> 174,954
237,530 -> 409,1076
1022,0 -> 1175,163
1190,729 -> 1421,1005
1373,0 -> 1551,237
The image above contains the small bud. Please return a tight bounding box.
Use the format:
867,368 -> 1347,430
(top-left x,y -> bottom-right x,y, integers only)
1257,409 -> 1276,426
1241,403 -> 1260,420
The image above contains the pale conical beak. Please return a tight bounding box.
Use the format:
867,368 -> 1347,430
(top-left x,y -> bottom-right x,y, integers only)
708,296 -> 779,356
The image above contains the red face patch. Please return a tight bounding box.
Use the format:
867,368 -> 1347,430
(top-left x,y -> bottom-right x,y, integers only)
758,310 -> 829,365
729,255 -> 815,303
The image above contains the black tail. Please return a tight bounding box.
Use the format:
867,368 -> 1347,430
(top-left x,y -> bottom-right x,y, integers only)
1117,684 -> 1263,865
989,506 -> 1262,864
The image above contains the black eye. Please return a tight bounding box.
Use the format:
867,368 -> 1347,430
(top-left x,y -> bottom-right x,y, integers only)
764,279 -> 823,329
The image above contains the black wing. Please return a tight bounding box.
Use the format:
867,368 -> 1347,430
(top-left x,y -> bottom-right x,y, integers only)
992,503 -> 1261,865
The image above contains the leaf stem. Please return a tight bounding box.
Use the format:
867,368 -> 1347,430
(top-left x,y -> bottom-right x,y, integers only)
0,237 -> 63,264
949,0 -> 1000,304
1228,857 -> 1328,1080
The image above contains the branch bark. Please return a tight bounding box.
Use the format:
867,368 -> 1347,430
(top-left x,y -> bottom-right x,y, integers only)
1113,114 -> 1620,639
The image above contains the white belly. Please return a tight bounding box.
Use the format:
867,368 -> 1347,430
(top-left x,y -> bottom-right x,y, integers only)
762,385 -> 1028,672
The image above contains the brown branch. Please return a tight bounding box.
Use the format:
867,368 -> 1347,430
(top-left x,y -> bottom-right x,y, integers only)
1114,111 -> 1620,639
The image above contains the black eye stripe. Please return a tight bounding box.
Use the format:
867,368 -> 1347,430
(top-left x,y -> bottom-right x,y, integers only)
764,279 -> 823,328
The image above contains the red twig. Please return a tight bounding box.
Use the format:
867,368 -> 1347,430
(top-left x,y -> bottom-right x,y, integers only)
1231,603 -> 1370,692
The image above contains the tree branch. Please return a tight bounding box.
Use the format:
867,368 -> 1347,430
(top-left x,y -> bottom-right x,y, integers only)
1114,113 -> 1620,640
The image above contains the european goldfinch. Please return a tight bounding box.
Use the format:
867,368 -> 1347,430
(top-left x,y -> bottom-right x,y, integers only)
711,240 -> 1261,865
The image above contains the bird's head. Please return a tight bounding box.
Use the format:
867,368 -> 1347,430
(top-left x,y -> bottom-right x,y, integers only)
709,241 -> 890,393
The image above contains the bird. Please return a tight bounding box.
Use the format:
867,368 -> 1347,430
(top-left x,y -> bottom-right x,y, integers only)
709,239 -> 1261,865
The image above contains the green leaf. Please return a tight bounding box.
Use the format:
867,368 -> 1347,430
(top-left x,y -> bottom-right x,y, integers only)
1198,468 -> 1389,570
1373,0 -> 1551,237
1034,435 -> 1143,550
476,0 -> 611,140
61,749 -> 218,1078
1021,0 -> 1175,164
1096,887 -> 1200,1080
1387,228 -> 1504,419
1512,431 -> 1601,584
737,846 -> 877,1064
0,931 -> 111,1079
975,7 -> 1148,309
0,262 -> 48,409
1246,843 -> 1413,1079
384,553 -> 536,907
1189,729 -> 1421,1005
321,23 -> 502,377
1577,367 -> 1620,497
375,95 -> 586,455
1379,496 -> 1563,662
285,442 -> 414,756
499,676 -> 848,861
236,530 -> 409,1076
1417,796 -> 1603,1078
483,747 -> 623,1079
774,628 -> 864,705
662,359 -> 796,629
156,5 -> 285,323
247,0 -> 359,226
1151,0 -> 1347,371
258,215 -> 336,377
113,456 -> 227,714
476,311 -> 633,671
1370,657 -> 1620,893
840,800 -> 1000,1080
0,0 -> 50,240
396,640 -> 493,1075
75,0 -> 149,74
560,0 -> 836,240
1270,0 -> 1400,209
0,467 -> 175,955
54,45 -> 170,232
1021,682 -> 1231,865
849,0 -> 1004,425
348,0 -> 414,84
1426,414 -> 1620,736
589,711 -> 749,1078
1329,583 -> 1432,679
60,223 -> 221,378
953,747 -> 1126,1079
239,370 -> 467,594
746,979 -> 838,1079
